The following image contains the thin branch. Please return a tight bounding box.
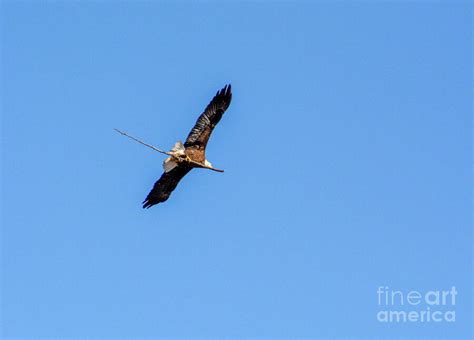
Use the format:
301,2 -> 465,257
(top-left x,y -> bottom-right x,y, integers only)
195,163 -> 224,173
114,128 -> 224,173
114,128 -> 171,156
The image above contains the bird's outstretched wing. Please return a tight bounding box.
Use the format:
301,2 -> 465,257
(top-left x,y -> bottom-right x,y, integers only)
184,84 -> 232,150
142,165 -> 192,208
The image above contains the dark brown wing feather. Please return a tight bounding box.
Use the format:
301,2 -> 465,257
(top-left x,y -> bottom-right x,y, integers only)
184,84 -> 232,150
142,165 -> 192,208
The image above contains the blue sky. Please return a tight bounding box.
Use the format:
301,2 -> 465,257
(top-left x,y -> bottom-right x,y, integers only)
1,1 -> 472,339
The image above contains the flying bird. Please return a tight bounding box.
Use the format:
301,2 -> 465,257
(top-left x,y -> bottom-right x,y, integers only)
116,84 -> 232,208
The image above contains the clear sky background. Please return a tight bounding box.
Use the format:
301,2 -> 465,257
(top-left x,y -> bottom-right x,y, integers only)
1,1 -> 472,339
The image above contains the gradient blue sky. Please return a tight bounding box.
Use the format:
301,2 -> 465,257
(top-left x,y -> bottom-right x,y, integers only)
1,1 -> 472,339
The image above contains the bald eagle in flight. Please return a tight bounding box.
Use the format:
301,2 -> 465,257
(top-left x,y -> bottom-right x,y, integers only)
116,84 -> 232,208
